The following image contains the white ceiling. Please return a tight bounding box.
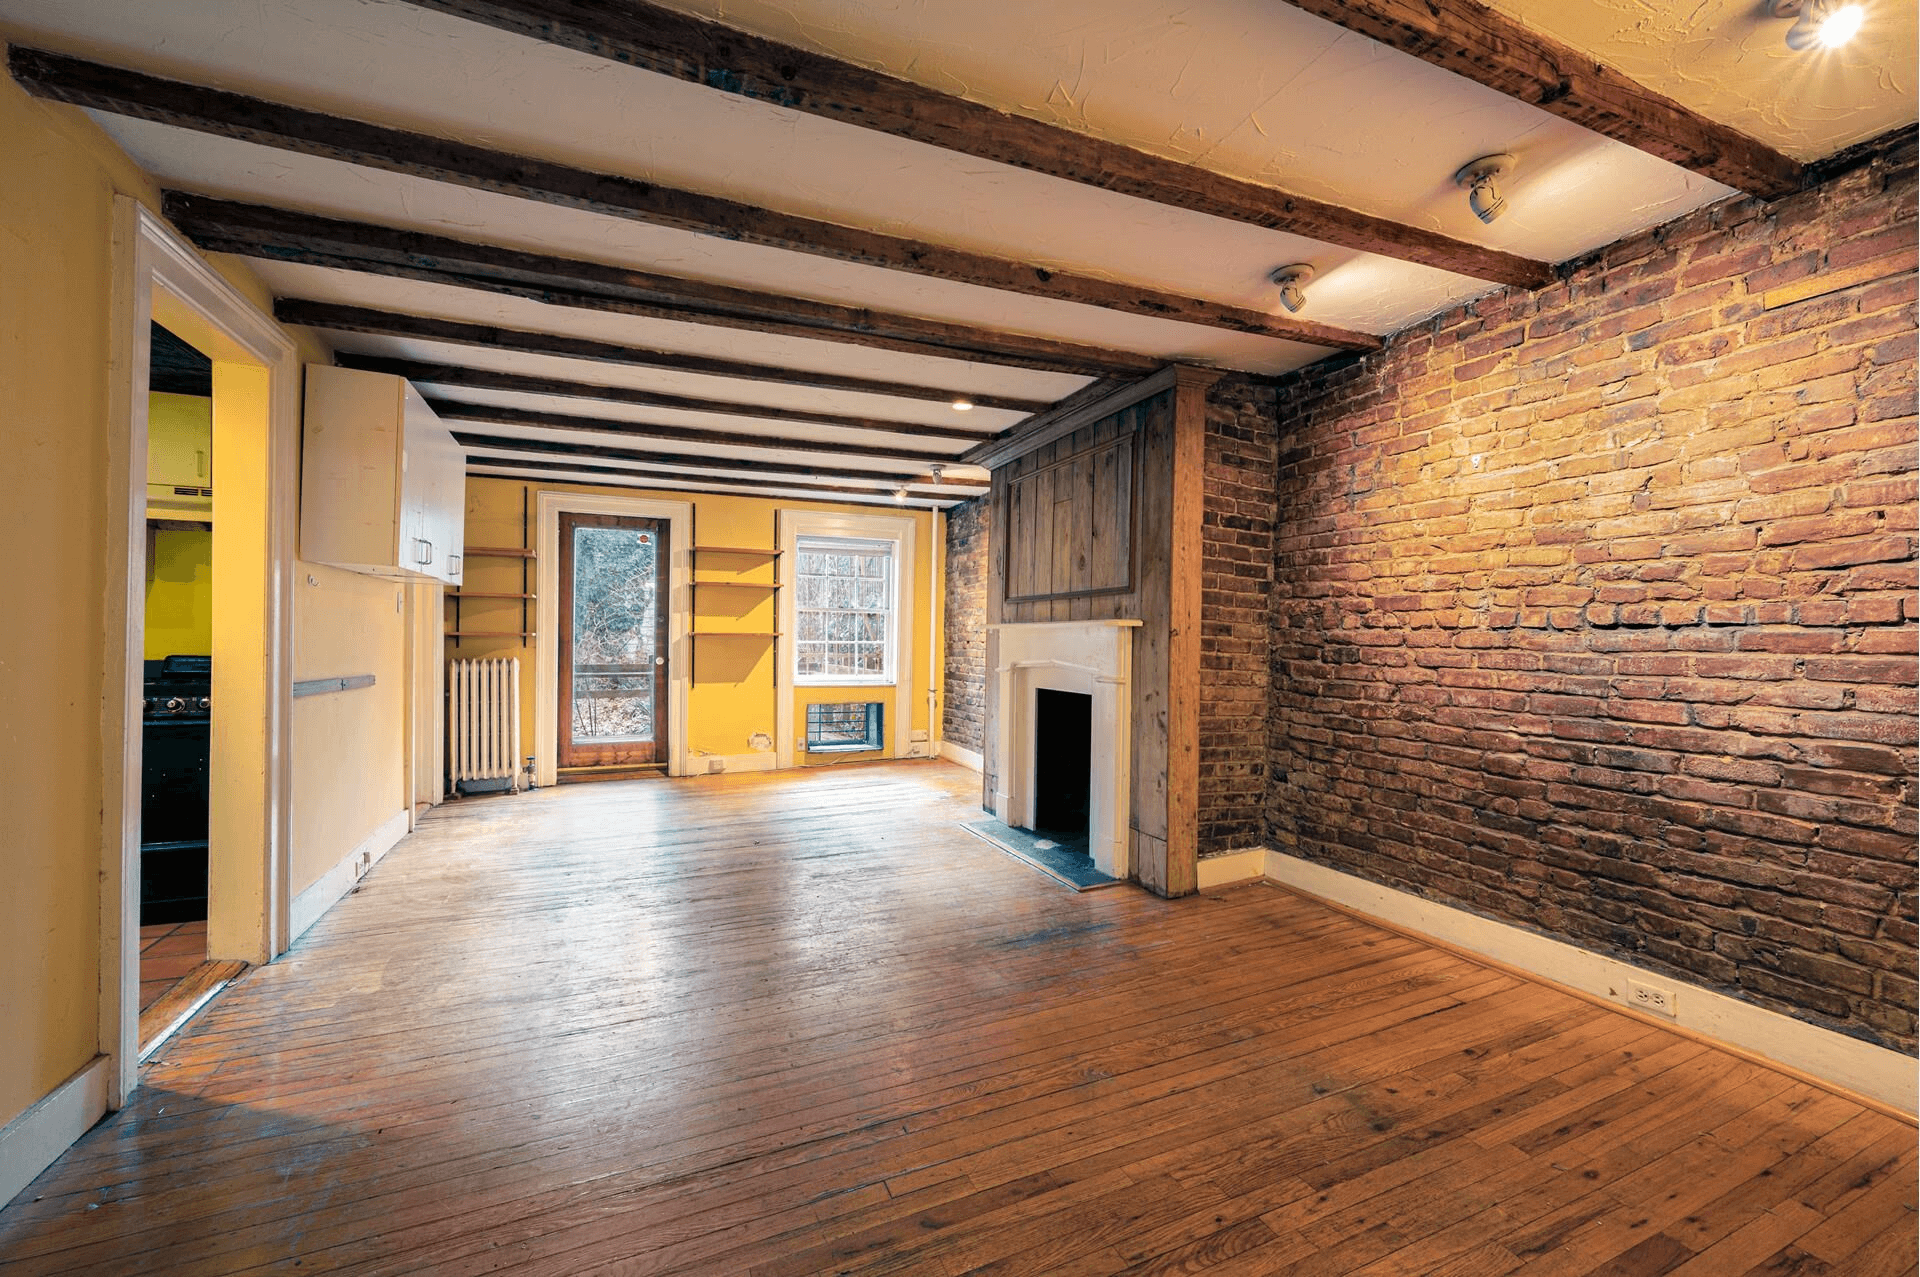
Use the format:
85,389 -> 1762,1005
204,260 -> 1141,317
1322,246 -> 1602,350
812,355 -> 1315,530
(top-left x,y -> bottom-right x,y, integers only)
0,0 -> 1902,502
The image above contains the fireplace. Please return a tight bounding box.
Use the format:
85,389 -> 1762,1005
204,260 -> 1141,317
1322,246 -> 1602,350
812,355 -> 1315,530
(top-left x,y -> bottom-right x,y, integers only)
1032,689 -> 1093,838
988,620 -> 1139,878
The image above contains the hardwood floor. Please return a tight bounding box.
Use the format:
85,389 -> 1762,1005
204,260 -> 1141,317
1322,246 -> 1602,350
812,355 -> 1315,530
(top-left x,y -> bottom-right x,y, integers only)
3,761 -> 1913,1275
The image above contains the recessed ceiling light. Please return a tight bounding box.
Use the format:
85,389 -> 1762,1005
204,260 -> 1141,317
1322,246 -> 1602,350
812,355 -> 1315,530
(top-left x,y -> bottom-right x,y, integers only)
1769,0 -> 1866,50
950,399 -> 974,411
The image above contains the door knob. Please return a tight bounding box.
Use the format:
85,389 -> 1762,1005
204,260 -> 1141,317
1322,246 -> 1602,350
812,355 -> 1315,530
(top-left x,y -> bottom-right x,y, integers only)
654,656 -> 665,666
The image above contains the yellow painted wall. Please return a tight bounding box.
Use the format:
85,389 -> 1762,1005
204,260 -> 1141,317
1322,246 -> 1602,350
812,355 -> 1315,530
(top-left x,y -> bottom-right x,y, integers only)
145,526 -> 213,659
461,478 -> 944,771
0,64 -> 407,1131
290,567 -> 410,894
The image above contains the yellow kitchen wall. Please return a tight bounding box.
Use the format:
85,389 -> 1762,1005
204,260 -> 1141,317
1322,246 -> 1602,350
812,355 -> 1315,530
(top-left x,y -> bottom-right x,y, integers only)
460,477 -> 944,771
145,526 -> 213,659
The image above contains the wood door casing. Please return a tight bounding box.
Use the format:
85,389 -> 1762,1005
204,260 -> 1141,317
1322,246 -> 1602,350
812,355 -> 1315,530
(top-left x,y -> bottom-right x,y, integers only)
556,512 -> 670,769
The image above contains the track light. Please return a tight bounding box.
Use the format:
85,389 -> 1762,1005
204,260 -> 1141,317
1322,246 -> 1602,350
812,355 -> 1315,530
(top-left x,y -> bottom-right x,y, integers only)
1454,154 -> 1514,225
892,486 -> 909,503
928,463 -> 947,484
1269,264 -> 1316,313
1769,0 -> 1865,49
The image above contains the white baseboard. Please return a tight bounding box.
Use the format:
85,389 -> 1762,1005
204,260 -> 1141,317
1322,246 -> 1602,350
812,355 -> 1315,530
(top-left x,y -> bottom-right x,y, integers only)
938,740 -> 983,772
0,1056 -> 109,1208
289,808 -> 410,944
689,752 -> 778,776
1197,848 -> 1266,889
1261,850 -> 1918,1116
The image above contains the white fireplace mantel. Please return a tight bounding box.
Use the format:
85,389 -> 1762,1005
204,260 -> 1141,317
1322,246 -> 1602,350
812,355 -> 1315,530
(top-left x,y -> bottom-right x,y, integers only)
988,620 -> 1141,878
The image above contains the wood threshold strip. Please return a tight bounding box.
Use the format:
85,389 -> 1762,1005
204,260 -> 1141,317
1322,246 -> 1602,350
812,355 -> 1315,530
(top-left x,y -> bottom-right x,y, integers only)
136,959 -> 247,1059
400,0 -> 1554,287
8,46 -> 1378,351
466,457 -> 974,503
276,301 -> 1057,413
343,354 -> 991,443
429,397 -> 981,465
161,193 -> 1164,378
448,428 -> 983,487
1273,0 -> 1803,198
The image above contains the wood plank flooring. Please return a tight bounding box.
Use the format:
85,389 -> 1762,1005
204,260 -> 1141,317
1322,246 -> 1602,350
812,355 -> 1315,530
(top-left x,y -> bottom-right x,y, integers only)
3,761 -> 1913,1275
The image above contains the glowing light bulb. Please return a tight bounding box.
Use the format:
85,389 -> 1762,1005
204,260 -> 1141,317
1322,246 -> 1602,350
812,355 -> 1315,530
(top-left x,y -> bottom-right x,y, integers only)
950,399 -> 974,411
1820,3 -> 1864,45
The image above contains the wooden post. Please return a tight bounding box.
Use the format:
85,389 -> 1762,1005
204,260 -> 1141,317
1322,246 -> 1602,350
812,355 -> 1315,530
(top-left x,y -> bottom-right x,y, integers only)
1164,366 -> 1222,898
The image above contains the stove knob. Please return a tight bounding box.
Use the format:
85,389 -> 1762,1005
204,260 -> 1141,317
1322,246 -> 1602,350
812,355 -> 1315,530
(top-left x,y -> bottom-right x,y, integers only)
197,697 -> 212,710
166,697 -> 184,712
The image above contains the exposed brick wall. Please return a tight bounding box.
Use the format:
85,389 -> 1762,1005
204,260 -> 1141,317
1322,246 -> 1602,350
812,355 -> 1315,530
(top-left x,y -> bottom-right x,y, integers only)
942,494 -> 990,754
1200,376 -> 1278,855
1267,135 -> 1919,1050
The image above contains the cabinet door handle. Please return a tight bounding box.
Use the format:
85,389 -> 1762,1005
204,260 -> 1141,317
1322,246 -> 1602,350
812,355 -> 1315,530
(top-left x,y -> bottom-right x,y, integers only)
414,538 -> 434,564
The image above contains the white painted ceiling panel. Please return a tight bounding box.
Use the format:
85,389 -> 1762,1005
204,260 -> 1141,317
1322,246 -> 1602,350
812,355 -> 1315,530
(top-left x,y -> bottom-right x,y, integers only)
240,261 -> 1096,401
320,334 -> 1024,431
455,419 -> 986,474
88,116 -> 1337,371
418,386 -> 990,454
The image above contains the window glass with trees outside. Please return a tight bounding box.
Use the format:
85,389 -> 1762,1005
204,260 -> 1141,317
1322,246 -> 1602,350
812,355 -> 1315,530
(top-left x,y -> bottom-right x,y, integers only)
795,536 -> 894,683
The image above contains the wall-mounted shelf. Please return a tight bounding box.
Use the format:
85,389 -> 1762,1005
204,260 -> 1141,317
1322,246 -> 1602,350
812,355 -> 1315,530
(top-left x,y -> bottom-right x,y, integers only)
451,492 -> 535,643
689,538 -> 781,687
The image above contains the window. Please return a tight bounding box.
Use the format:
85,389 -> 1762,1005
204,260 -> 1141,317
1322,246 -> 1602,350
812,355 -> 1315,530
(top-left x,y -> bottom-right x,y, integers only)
805,702 -> 885,752
794,536 -> 894,683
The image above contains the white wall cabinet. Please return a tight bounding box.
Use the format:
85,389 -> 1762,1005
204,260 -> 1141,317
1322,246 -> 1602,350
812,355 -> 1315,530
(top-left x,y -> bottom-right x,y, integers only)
300,365 -> 465,585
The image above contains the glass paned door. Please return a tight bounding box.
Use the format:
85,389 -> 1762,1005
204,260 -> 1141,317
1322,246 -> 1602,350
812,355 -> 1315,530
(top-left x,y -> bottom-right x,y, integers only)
557,513 -> 669,769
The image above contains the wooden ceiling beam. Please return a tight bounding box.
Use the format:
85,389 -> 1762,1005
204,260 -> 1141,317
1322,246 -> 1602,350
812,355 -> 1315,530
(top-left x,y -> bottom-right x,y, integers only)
162,193 -> 1163,377
425,397 -> 984,465
468,457 -> 969,505
276,301 -> 1056,413
337,354 -> 988,442
454,431 -> 987,489
1274,1 -> 1804,199
10,46 -> 1378,350
399,0 -> 1553,288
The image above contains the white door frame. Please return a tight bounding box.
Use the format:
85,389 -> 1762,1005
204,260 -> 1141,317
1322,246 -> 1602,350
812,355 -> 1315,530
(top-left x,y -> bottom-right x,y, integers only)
775,510 -> 918,770
105,198 -> 297,1105
534,490 -> 692,785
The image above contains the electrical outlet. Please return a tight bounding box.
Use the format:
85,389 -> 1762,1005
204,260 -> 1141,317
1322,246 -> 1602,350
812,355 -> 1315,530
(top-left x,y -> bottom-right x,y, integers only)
708,758 -> 726,774
1628,980 -> 1676,1018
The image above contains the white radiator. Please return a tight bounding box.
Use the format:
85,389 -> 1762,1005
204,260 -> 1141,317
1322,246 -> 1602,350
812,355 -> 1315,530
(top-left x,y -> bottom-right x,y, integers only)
449,658 -> 523,793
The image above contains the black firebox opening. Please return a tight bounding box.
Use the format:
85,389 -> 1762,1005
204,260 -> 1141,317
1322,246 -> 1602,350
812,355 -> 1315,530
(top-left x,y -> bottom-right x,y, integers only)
1032,688 -> 1093,836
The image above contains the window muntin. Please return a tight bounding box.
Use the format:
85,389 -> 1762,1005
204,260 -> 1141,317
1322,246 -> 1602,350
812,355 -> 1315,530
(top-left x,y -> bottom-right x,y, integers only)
794,536 -> 894,684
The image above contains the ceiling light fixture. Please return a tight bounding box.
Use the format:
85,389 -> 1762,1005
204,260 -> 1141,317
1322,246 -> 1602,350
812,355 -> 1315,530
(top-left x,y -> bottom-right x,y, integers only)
928,463 -> 947,484
950,398 -> 974,411
893,486 -> 909,503
1769,0 -> 1865,49
1269,264 -> 1316,313
1454,154 -> 1515,225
